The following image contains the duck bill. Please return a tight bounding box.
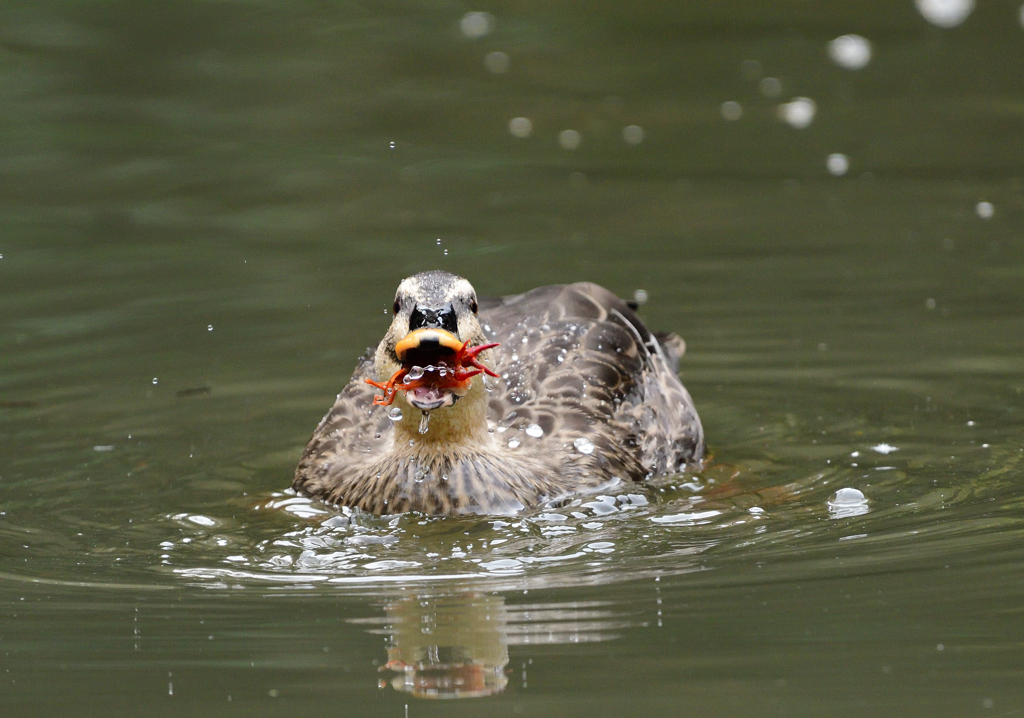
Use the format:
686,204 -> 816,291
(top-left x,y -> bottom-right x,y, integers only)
394,328 -> 465,364
406,385 -> 459,411
394,328 -> 468,412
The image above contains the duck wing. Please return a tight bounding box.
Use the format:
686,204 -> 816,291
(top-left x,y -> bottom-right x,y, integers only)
479,282 -> 703,481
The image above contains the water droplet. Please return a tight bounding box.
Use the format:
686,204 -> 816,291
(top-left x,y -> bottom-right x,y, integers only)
828,35 -> 872,70
558,129 -> 581,150
484,51 -> 510,74
507,438 -> 521,449
525,423 -> 544,438
828,487 -> 869,518
741,59 -> 762,81
460,11 -> 494,38
388,408 -> 403,422
152,377 -> 158,385
574,437 -> 594,455
778,97 -> 816,129
509,117 -> 533,138
759,77 -> 782,98
622,125 -> 644,145
389,141 -> 396,148
871,443 -> 898,454
915,0 -> 973,28
976,201 -> 994,219
406,366 -> 425,381
720,101 -> 743,121
207,325 -> 214,331
418,412 -> 430,435
443,249 -> 448,256
438,367 -> 447,377
826,153 -> 849,176
436,238 -> 442,245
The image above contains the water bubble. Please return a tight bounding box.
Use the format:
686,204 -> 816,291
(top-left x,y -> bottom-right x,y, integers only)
484,51 -> 510,74
976,201 -> 994,219
509,117 -> 533,138
720,101 -> 743,121
633,289 -> 648,305
778,97 -> 817,129
460,11 -> 494,38
558,129 -> 581,150
507,438 -> 521,449
828,35 -> 872,69
406,366 -> 425,381
828,487 -> 869,519
915,0 -> 974,28
827,153 -> 849,176
622,125 -> 644,145
388,408 -> 403,422
525,423 -> 544,438
759,77 -> 782,98
574,437 -> 595,455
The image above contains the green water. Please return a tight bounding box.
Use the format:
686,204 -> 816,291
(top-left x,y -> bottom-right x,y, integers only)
2,1 -> 1024,715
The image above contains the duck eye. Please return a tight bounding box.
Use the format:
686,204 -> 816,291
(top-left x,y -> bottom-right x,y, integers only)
392,300 -> 401,314
470,299 -> 478,314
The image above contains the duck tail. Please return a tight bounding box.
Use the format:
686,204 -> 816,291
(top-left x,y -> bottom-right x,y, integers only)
654,331 -> 685,374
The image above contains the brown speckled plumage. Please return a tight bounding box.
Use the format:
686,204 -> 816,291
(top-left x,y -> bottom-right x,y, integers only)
294,273 -> 703,515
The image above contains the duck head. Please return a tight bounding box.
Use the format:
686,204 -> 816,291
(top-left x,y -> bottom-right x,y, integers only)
373,271 -> 497,443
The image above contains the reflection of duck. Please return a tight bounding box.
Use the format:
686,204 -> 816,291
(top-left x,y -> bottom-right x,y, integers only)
363,590 -> 633,699
294,271 -> 703,514
378,593 -> 509,699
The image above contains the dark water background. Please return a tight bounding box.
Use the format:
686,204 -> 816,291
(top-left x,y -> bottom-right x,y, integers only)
2,1 -> 1023,715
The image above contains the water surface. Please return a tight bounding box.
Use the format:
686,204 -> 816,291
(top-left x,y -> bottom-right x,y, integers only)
1,1 -> 1023,715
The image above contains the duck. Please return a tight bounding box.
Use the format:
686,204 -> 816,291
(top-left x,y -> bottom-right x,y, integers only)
293,270 -> 703,515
